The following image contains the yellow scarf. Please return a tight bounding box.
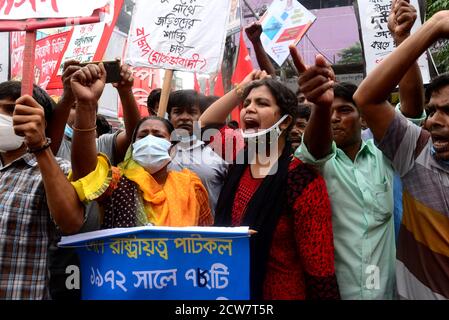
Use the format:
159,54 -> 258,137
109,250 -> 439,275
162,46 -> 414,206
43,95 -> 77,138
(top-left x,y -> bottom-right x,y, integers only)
118,147 -> 208,226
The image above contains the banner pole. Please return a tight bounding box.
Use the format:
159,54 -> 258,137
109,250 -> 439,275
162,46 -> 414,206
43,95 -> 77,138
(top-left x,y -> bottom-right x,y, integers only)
157,69 -> 174,118
21,29 -> 37,96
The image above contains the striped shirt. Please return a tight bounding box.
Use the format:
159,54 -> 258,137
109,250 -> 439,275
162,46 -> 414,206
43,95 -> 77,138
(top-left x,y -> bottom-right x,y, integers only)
0,153 -> 71,299
377,113 -> 449,299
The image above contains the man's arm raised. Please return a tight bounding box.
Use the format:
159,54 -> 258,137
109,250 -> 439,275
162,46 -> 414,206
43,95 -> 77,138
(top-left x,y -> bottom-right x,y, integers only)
290,45 -> 335,159
13,95 -> 84,234
353,10 -> 449,142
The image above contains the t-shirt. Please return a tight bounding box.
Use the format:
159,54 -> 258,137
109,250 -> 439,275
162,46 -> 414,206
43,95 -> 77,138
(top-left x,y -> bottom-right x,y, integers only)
168,138 -> 228,216
377,112 -> 449,299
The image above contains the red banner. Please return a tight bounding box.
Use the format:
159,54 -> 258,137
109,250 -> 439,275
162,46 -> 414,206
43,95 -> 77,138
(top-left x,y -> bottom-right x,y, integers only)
46,0 -> 124,90
10,30 -> 69,91
118,66 -> 161,118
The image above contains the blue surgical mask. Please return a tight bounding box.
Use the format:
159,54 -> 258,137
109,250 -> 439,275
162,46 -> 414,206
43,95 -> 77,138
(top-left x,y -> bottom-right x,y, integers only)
132,135 -> 172,174
64,124 -> 73,139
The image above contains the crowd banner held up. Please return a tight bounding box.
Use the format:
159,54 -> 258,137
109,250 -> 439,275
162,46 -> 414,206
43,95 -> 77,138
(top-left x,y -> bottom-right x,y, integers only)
0,0 -> 113,95
47,0 -> 124,90
59,226 -> 251,300
0,33 -> 9,82
259,0 -> 316,67
124,0 -> 232,74
124,0 -> 232,117
355,0 -> 431,84
0,0 -> 110,20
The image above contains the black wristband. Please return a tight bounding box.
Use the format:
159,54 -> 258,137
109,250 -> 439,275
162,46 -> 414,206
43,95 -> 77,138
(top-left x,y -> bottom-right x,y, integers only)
27,138 -> 52,154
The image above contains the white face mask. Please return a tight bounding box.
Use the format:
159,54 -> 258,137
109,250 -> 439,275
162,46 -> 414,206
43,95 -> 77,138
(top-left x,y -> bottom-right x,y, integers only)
0,114 -> 24,152
132,134 -> 172,174
241,114 -> 289,144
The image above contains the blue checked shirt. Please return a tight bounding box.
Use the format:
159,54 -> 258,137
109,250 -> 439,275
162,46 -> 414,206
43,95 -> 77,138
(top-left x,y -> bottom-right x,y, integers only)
0,153 -> 71,300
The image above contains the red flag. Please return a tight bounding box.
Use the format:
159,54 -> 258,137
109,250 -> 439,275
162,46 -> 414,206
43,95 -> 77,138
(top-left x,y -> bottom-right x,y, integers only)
214,69 -> 224,97
231,30 -> 254,85
194,72 -> 201,92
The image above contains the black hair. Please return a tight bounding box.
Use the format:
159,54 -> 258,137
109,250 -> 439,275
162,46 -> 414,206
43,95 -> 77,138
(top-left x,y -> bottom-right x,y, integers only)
199,95 -> 220,113
167,89 -> 201,117
242,78 -> 298,130
96,115 -> 112,137
333,82 -> 358,107
0,81 -> 56,122
297,103 -> 311,121
425,72 -> 449,103
146,88 -> 161,115
131,116 -> 174,143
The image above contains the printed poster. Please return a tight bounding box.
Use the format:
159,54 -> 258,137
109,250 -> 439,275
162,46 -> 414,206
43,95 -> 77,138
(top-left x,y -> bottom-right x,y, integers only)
259,0 -> 316,67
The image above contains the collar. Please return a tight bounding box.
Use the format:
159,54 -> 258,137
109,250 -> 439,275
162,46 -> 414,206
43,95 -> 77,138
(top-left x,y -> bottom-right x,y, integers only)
0,152 -> 37,170
336,139 -> 376,159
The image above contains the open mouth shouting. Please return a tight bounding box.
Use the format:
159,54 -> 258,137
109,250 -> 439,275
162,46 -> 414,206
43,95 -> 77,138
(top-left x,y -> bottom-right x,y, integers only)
431,132 -> 449,152
243,117 -> 260,133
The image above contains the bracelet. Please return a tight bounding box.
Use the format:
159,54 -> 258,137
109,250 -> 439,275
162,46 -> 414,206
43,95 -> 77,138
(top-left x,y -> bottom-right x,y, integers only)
27,137 -> 51,154
72,125 -> 97,132
234,83 -> 246,99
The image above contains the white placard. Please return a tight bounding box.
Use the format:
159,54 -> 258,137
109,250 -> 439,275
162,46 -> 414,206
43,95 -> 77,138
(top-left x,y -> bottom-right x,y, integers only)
0,33 -> 9,82
356,0 -> 431,84
0,0 -> 109,20
259,0 -> 316,67
57,22 -> 106,75
124,0 -> 232,74
227,0 -> 242,36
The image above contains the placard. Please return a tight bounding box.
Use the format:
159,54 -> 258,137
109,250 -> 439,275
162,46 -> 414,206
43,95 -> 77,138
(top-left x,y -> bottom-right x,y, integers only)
356,0 -> 430,83
59,226 -> 250,300
125,0 -> 232,74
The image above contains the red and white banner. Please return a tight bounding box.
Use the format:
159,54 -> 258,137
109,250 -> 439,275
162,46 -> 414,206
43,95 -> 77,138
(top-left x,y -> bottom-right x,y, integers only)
46,0 -> 123,89
10,30 -> 69,89
0,0 -> 109,20
125,0 -> 231,74
118,66 -> 162,118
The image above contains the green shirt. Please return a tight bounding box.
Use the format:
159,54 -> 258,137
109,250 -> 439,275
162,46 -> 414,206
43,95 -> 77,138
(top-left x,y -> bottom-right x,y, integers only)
296,140 -> 396,299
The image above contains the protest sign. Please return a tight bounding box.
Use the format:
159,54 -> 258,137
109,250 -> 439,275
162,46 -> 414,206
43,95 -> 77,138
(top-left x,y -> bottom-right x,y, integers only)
55,23 -> 106,75
117,66 -> 162,117
355,0 -> 430,84
0,33 -> 9,82
227,0 -> 242,36
124,0 -> 232,74
0,0 -> 109,20
46,0 -> 123,90
259,0 -> 316,67
10,30 -> 69,89
59,226 -> 251,300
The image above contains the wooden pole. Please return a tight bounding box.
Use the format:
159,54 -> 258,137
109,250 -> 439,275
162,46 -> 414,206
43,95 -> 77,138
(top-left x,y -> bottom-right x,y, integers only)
157,69 -> 174,118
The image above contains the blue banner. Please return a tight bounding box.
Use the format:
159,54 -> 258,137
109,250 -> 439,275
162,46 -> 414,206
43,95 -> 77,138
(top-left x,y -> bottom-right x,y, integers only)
59,226 -> 250,300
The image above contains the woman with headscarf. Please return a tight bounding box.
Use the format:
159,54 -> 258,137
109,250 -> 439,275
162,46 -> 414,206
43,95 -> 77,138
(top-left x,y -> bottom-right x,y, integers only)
68,64 -> 212,228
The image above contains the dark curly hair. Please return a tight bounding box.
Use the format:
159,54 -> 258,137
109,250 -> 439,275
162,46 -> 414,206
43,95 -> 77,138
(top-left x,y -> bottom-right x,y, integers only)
242,78 -> 298,130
